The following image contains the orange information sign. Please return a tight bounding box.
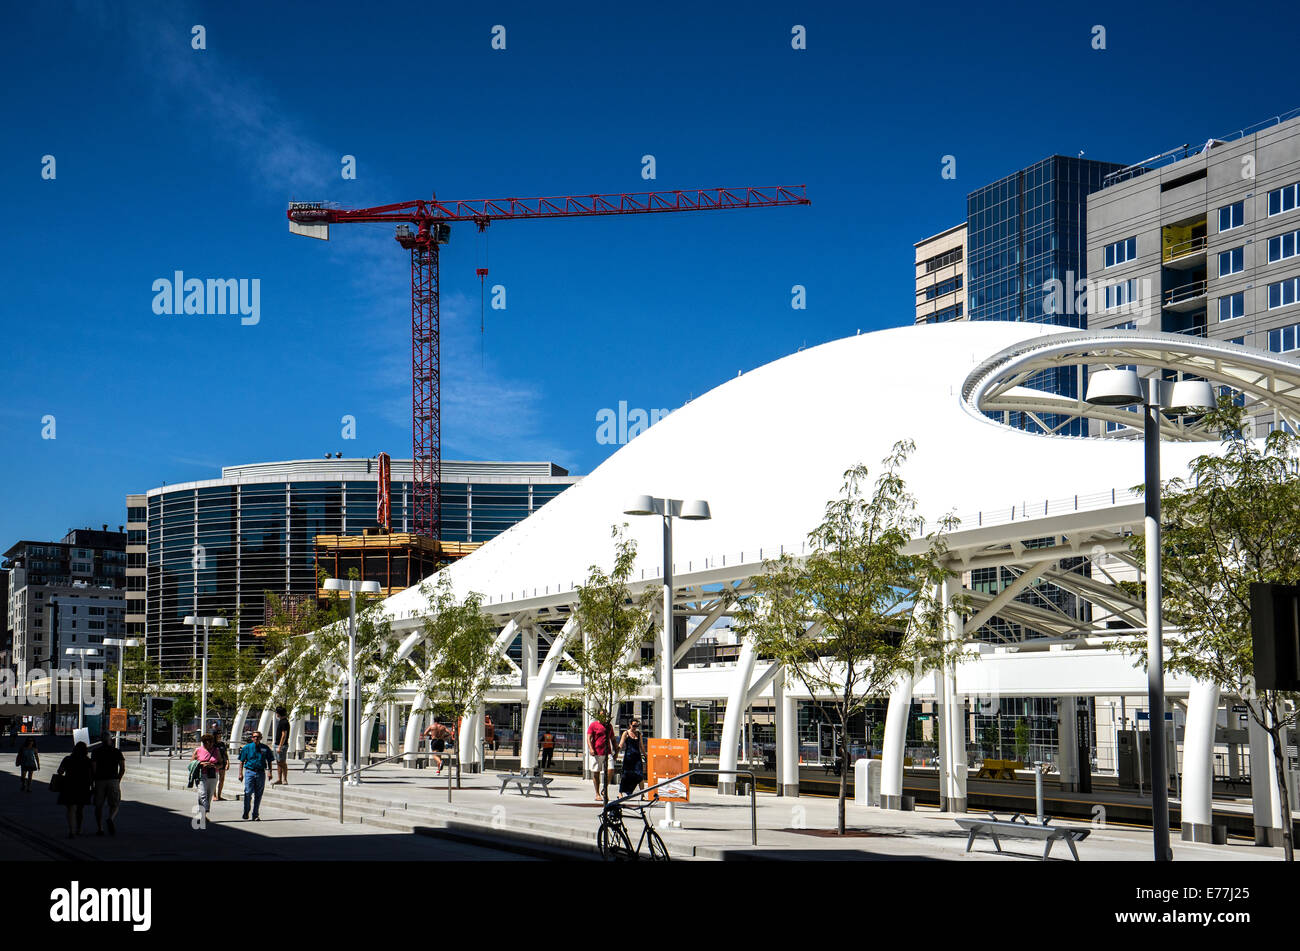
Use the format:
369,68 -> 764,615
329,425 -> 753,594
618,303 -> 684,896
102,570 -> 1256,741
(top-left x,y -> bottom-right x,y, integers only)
646,738 -> 690,803
109,708 -> 128,732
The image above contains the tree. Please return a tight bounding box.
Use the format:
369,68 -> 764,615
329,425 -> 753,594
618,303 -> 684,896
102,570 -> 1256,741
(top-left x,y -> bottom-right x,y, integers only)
1013,718 -> 1030,763
567,525 -> 656,801
735,441 -> 960,834
1120,400 -> 1300,860
417,575 -> 500,792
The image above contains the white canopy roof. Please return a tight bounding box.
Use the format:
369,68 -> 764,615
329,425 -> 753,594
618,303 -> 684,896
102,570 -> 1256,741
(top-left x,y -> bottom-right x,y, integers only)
381,320 -> 1241,617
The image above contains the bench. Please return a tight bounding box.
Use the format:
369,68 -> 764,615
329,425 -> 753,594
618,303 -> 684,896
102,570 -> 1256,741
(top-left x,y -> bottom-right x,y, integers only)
497,769 -> 554,797
302,752 -> 337,774
955,813 -> 1090,861
975,759 -> 1025,780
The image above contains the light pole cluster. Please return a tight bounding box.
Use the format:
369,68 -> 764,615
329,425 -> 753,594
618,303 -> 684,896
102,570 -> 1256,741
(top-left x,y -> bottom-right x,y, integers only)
324,578 -> 382,785
1086,368 -> 1215,862
623,494 -> 711,827
183,615 -> 228,740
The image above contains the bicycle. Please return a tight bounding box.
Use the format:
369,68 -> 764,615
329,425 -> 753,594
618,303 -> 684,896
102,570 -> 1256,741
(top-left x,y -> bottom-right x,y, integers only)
597,799 -> 670,861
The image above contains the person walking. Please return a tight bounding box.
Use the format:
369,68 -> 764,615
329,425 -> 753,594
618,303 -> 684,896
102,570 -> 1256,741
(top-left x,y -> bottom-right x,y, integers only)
272,707 -> 291,786
484,714 -> 496,752
55,742 -> 94,838
238,730 -> 273,821
540,731 -> 555,770
587,709 -> 615,802
192,733 -> 220,826
212,729 -> 231,800
618,718 -> 646,797
15,738 -> 39,792
91,736 -> 126,835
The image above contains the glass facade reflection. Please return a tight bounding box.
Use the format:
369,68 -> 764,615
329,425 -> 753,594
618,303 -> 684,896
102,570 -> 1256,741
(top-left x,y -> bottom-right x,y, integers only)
967,156 -> 1124,435
137,459 -> 578,673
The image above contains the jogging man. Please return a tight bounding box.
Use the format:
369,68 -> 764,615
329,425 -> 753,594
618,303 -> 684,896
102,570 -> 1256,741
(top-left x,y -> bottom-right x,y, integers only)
421,720 -> 455,774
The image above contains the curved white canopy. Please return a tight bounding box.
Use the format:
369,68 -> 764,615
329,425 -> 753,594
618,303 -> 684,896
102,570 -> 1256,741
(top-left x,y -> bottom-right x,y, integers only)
382,321 -> 1258,617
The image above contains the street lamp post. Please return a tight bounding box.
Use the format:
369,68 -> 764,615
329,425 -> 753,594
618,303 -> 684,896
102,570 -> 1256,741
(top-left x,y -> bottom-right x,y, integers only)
183,616 -> 229,743
63,648 -> 99,731
623,494 -> 711,828
1086,369 -> 1215,862
103,637 -> 142,746
323,578 -> 382,786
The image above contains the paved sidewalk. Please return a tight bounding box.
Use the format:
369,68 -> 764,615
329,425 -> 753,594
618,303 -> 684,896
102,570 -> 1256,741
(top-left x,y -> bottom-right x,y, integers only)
0,759 -> 533,861
44,752 -> 1279,862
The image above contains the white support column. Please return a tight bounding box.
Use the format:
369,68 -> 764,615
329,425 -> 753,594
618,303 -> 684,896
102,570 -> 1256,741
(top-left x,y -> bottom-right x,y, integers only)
1057,696 -> 1080,791
230,705 -> 250,746
718,637 -> 758,796
520,616 -> 578,770
775,667 -> 799,797
385,702 -> 399,756
359,700 -> 378,765
1247,701 -> 1285,846
940,576 -> 967,812
289,710 -> 305,759
459,700 -> 484,772
256,708 -> 275,739
402,692 -> 428,759
880,671 -> 915,810
1180,681 -> 1220,841
316,712 -> 334,755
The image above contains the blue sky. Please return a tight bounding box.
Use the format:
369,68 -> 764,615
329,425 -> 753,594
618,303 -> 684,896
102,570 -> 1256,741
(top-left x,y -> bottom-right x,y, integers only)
2,0 -> 1298,545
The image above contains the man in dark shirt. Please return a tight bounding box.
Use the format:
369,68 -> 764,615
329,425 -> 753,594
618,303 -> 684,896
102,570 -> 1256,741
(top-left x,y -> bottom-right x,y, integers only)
91,737 -> 126,836
273,707 -> 291,786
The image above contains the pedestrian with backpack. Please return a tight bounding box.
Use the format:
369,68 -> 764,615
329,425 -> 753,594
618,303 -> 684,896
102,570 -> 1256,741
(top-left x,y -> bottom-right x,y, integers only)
191,733 -> 221,826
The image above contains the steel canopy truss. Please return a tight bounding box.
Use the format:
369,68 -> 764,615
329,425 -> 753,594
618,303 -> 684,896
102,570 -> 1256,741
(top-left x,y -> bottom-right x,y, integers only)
288,185 -> 810,539
963,329 -> 1300,440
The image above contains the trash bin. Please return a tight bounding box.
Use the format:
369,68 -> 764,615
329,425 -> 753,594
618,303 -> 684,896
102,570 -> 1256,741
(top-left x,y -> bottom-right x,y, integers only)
1212,825 -> 1228,845
900,795 -> 915,811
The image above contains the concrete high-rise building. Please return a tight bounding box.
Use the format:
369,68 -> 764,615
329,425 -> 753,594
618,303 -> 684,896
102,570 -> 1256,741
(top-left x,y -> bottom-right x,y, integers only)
129,458 -> 580,675
914,223 -> 967,324
2,528 -> 127,684
1087,110 -> 1300,434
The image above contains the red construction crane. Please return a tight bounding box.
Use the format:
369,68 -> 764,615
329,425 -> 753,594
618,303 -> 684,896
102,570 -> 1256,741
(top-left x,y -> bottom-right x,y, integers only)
287,184 -> 810,540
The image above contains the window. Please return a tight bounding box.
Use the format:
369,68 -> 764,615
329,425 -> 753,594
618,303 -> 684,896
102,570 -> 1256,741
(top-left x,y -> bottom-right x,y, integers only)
1105,279 -> 1139,310
1268,322 -> 1300,352
1228,336 -> 1245,346
1268,182 -> 1300,217
1218,247 -> 1244,277
1104,236 -> 1137,268
929,302 -> 963,323
1219,201 -> 1244,232
923,275 -> 962,300
1219,292 -> 1245,321
922,246 -> 962,272
1268,230 -> 1300,263
1268,278 -> 1300,310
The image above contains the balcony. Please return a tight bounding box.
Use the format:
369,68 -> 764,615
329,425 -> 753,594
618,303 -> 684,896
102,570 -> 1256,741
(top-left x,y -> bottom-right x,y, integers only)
1163,234 -> 1208,268
1163,279 -> 1207,312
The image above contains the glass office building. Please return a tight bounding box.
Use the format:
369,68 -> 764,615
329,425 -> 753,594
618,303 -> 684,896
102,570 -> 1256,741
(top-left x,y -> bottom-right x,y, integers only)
130,459 -> 578,673
967,156 -> 1125,435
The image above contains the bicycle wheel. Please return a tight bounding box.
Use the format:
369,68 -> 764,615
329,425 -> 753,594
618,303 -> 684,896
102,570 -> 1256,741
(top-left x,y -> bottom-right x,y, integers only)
598,820 -> 634,861
645,827 -> 671,861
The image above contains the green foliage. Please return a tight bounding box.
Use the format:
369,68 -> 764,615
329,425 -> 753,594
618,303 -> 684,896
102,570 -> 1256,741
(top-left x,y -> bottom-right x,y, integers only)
1116,398 -> 1300,859
1013,718 -> 1030,761
416,576 -> 498,788
568,525 -> 656,725
734,441 -> 963,833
